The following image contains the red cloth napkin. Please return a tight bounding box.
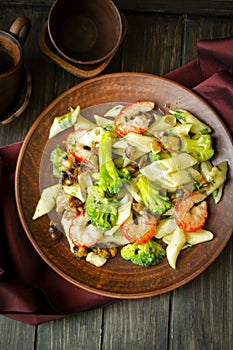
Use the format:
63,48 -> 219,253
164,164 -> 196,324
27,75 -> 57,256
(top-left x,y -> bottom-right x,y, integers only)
0,143 -> 117,325
0,37 -> 232,326
165,37 -> 233,134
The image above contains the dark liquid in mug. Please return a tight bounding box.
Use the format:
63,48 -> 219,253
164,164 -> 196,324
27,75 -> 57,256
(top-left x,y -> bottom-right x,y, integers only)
60,15 -> 98,57
0,50 -> 15,74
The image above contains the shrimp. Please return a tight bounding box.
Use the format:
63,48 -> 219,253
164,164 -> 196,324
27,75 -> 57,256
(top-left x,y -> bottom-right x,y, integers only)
69,213 -> 103,248
121,209 -> 157,244
175,191 -> 208,232
66,129 -> 92,162
114,101 -> 155,137
66,129 -> 98,171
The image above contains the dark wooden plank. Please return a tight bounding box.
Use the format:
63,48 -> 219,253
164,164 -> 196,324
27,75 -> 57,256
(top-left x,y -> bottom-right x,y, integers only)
168,13 -> 233,350
120,11 -> 233,350
0,4 -> 232,350
170,239 -> 233,350
0,6 -> 54,146
36,310 -> 104,350
183,14 -> 233,63
121,13 -> 184,76
116,0 -> 233,15
0,6 -> 81,147
102,296 -> 170,350
2,1 -> 233,15
0,316 -> 35,350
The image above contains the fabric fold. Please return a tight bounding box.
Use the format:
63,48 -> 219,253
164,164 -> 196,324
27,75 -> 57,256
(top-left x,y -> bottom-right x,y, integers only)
165,37 -> 233,134
0,143 -> 116,325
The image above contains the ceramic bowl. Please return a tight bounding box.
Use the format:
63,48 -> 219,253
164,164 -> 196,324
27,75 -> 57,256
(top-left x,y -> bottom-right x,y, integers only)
48,0 -> 122,66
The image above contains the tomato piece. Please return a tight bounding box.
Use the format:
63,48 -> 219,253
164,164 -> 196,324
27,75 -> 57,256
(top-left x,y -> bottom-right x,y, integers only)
69,213 -> 103,248
66,130 -> 90,163
114,101 -> 155,137
121,210 -> 157,244
175,193 -> 208,232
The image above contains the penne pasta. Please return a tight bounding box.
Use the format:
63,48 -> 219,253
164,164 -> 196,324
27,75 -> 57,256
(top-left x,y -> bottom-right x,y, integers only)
166,226 -> 186,269
185,229 -> 214,245
169,109 -> 212,134
204,161 -> 228,197
124,132 -> 155,153
104,104 -> 124,117
160,168 -> 203,189
93,114 -> 114,128
163,228 -> 214,247
140,153 -> 198,180
33,101 -> 228,270
154,217 -> 177,239
74,113 -> 96,130
148,114 -> 176,133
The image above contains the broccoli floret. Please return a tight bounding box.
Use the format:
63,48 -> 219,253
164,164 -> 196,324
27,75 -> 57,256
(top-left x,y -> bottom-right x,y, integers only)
149,151 -> 161,162
50,146 -> 67,178
121,240 -> 166,267
117,167 -> 132,180
136,175 -> 172,215
98,131 -> 123,195
169,109 -> 212,134
180,134 -> 214,162
149,151 -> 171,163
120,243 -> 137,261
85,185 -> 118,230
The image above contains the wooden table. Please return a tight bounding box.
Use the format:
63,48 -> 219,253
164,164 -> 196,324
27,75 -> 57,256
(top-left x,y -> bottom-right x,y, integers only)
0,1 -> 232,349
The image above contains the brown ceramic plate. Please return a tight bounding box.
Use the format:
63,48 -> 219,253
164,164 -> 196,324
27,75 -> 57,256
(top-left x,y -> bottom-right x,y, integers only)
15,73 -> 233,298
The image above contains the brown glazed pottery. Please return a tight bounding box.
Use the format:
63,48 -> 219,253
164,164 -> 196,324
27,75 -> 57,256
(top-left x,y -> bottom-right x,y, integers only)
48,0 -> 122,67
0,16 -> 30,117
15,73 -> 233,298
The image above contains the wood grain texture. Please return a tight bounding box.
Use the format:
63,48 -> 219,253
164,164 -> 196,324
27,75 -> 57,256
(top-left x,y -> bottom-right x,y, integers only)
0,3 -> 232,350
170,240 -> 233,349
121,14 -> 184,76
2,1 -> 233,15
102,297 -> 170,349
36,310 -> 104,350
0,316 -> 35,350
38,13 -> 128,79
0,6 -> 80,146
183,15 -> 233,64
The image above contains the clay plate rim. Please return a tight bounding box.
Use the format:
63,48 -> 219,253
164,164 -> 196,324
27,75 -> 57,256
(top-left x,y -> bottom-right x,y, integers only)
15,72 -> 233,298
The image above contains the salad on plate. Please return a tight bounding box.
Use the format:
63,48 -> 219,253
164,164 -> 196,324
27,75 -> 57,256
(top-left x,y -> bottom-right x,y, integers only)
33,101 -> 228,269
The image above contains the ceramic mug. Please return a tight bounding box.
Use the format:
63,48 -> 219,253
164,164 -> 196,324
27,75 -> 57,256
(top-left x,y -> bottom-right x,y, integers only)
0,16 -> 31,117
48,0 -> 122,67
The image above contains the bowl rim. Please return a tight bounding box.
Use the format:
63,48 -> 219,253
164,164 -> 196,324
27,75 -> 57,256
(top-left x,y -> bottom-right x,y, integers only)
47,0 -> 123,66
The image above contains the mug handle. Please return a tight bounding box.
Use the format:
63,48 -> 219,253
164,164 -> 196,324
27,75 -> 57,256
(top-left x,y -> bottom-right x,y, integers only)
9,16 -> 31,45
